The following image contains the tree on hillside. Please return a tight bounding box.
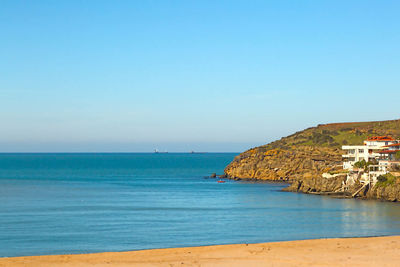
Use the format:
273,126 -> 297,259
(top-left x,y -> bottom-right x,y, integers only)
353,159 -> 375,171
354,159 -> 367,169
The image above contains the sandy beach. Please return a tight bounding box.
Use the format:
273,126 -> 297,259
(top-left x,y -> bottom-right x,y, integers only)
1,235 -> 400,267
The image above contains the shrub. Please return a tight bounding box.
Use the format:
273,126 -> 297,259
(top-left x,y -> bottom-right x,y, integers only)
354,159 -> 367,169
330,130 -> 339,136
257,147 -> 267,153
341,128 -> 353,131
354,159 -> 375,171
377,175 -> 387,183
376,173 -> 397,187
309,132 -> 334,145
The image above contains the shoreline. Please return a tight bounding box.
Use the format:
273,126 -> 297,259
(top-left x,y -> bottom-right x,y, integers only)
226,175 -> 400,202
2,236 -> 400,266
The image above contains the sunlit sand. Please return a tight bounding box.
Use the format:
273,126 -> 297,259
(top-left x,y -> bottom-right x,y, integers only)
2,236 -> 400,267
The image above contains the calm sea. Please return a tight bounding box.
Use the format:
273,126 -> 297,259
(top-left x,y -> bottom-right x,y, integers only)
1,153 -> 400,257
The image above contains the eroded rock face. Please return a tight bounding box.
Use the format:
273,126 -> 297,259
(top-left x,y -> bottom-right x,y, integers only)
366,182 -> 400,202
282,173 -> 400,202
225,146 -> 342,181
283,174 -> 347,194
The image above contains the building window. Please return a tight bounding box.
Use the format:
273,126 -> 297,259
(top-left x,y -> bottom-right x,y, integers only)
358,149 -> 364,153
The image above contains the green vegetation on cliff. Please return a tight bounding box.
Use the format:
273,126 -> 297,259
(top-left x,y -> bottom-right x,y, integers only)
376,173 -> 398,187
225,119 -> 400,181
264,119 -> 400,151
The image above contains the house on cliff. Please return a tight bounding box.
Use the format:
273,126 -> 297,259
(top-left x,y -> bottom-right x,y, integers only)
342,136 -> 399,171
342,136 -> 400,186
377,143 -> 400,171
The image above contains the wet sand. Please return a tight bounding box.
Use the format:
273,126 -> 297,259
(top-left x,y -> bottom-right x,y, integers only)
1,235 -> 400,267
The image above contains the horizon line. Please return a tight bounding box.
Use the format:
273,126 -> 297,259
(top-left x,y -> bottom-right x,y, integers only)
0,151 -> 241,154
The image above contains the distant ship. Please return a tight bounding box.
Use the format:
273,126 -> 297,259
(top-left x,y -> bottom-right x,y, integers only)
189,151 -> 206,154
154,149 -> 168,154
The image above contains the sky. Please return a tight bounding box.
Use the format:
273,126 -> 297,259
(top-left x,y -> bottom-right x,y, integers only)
1,0 -> 399,152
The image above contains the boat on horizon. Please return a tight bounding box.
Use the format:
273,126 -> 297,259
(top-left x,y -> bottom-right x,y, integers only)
189,151 -> 207,154
154,149 -> 168,154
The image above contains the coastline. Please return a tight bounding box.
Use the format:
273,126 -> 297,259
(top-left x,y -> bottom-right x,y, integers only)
223,120 -> 400,203
2,236 -> 400,267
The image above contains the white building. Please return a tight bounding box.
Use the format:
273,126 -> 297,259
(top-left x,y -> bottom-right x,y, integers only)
378,143 -> 400,160
377,143 -> 400,170
341,136 -> 400,188
342,136 -> 398,170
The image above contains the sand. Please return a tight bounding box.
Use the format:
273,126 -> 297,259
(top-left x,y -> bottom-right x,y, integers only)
1,236 -> 400,267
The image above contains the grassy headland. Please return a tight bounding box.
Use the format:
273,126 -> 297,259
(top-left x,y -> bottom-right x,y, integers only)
224,119 -> 400,201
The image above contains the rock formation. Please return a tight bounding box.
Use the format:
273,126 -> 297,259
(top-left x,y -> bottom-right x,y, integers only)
224,119 -> 400,202
225,146 -> 342,181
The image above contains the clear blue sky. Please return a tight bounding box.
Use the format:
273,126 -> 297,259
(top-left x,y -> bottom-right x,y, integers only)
1,0 -> 399,152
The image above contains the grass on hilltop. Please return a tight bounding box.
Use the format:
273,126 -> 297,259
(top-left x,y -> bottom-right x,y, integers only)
253,119 -> 400,153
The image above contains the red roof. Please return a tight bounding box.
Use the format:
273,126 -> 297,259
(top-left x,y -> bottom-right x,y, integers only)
378,149 -> 400,154
384,143 -> 400,147
367,136 -> 394,141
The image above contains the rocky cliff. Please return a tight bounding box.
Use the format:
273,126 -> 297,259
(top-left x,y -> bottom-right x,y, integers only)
283,174 -> 348,194
225,146 -> 342,181
282,172 -> 400,202
367,183 -> 400,202
224,119 -> 400,201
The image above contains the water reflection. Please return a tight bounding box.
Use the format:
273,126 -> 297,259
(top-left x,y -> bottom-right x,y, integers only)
236,181 -> 400,240
1,154 -> 400,257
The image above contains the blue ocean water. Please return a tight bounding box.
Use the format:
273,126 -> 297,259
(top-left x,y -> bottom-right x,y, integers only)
1,153 -> 400,257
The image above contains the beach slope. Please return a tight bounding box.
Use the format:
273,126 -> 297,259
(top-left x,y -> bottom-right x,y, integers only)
1,236 -> 400,267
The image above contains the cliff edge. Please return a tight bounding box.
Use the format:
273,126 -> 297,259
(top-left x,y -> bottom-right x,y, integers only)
224,119 -> 400,201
